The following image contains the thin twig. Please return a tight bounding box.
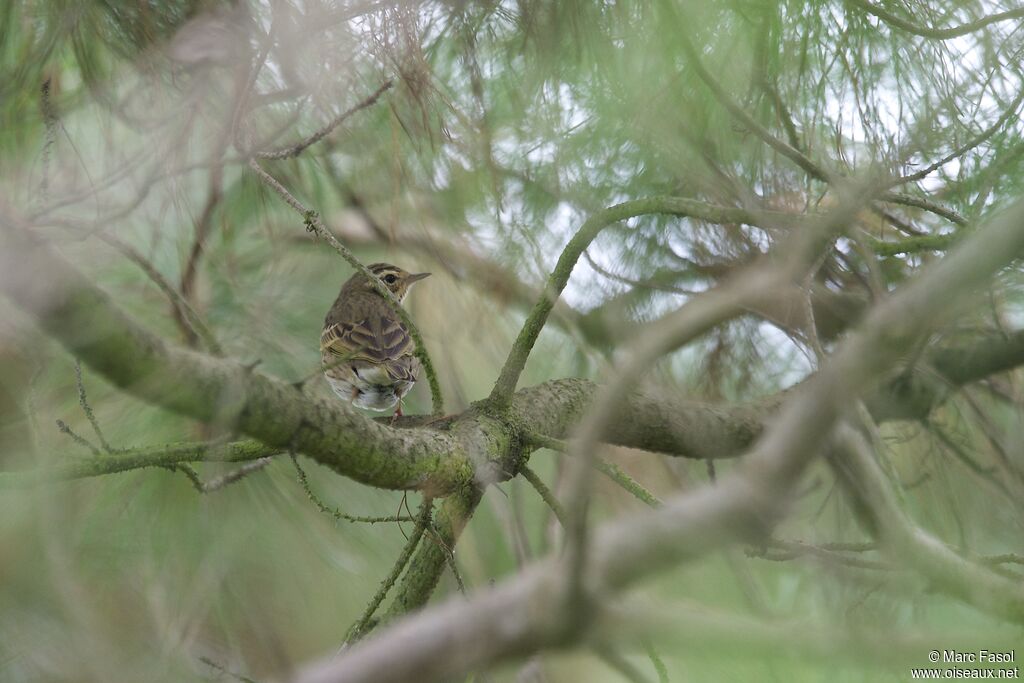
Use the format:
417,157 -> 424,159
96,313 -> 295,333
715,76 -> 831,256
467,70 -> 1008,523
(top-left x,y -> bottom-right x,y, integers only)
74,360 -> 112,452
72,360 -> 262,492
520,465 -> 566,525
0,440 -> 279,489
428,524 -> 467,595
642,640 -> 669,683
99,233 -> 223,354
343,498 -> 434,644
174,463 -> 207,493
596,648 -> 655,683
749,539 -> 893,570
670,5 -> 969,228
524,431 -> 664,510
199,655 -> 261,683
892,88 -> 1024,186
290,454 -> 415,525
257,80 -> 393,160
200,458 -> 274,492
522,431 -> 566,452
39,78 -> 57,209
55,419 -> 102,456
594,460 -> 662,509
981,554 -> 1024,567
672,5 -> 831,183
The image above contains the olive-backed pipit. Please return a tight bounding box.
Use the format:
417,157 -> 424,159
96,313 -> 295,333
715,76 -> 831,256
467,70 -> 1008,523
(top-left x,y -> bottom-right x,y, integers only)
320,263 -> 430,415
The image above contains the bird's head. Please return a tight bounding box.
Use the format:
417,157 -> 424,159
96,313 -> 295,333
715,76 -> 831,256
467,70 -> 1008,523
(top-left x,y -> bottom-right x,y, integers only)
359,263 -> 431,302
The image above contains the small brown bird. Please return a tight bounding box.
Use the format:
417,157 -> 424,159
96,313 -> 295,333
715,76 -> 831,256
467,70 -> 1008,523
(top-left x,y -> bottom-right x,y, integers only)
320,263 -> 430,415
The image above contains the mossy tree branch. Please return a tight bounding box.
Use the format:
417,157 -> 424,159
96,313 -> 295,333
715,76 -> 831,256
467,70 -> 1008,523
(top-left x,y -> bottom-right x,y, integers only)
0,439 -> 278,489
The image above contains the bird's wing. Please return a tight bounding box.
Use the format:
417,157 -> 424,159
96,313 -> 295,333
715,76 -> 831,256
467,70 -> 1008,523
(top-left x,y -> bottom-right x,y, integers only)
320,315 -> 418,382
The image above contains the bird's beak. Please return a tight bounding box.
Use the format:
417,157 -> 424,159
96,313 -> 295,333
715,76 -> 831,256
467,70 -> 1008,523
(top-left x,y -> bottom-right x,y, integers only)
408,272 -> 431,283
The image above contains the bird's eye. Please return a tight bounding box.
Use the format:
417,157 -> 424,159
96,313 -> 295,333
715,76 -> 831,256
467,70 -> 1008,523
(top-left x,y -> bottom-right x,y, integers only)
384,274 -> 398,284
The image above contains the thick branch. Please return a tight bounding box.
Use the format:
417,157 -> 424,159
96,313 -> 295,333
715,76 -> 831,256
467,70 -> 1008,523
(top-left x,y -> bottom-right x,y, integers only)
867,328 -> 1024,421
8,230 -> 771,494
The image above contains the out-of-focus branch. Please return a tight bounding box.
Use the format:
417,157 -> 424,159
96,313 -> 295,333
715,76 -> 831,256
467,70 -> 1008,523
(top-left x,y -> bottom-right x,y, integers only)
752,539 -> 891,570
891,88 -> 1024,186
256,80 -> 393,160
877,191 -> 968,226
581,276 -> 868,344
178,167 -> 224,346
830,425 -> 1024,621
669,4 -> 969,227
98,233 -> 223,355
868,328 -> 1024,421
847,0 -> 1024,40
609,600 -> 1019,667
558,190 -> 867,622
864,231 -> 961,256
